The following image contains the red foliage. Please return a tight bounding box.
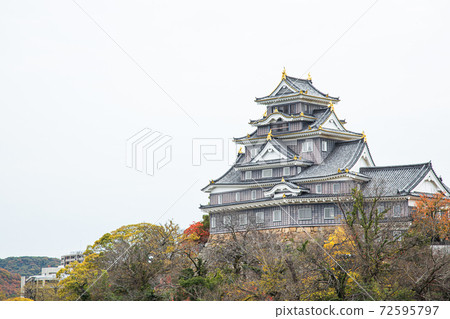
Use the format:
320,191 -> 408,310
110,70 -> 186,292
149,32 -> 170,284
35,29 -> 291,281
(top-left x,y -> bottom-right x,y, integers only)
412,192 -> 450,241
183,222 -> 210,244
0,268 -> 20,300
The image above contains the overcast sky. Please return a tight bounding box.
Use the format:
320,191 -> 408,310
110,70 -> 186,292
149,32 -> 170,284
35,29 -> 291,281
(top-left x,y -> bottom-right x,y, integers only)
1,0 -> 449,259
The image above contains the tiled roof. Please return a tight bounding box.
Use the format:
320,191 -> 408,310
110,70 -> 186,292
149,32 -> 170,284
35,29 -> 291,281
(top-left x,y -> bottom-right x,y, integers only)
256,75 -> 338,101
294,139 -> 366,180
360,163 -> 432,197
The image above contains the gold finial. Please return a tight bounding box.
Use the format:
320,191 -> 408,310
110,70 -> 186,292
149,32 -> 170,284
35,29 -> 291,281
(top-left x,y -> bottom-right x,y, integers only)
305,90 -> 308,94
210,180 -> 215,184
326,94 -> 329,97
362,131 -> 367,142
274,107 -> 278,113
328,100 -> 334,108
338,169 -> 342,173
282,193 -> 286,198
266,129 -> 273,141
308,125 -> 312,130
281,67 -> 286,80
300,112 -> 304,116
293,155 -> 298,160
300,90 -> 303,94
345,168 -> 349,173
281,177 -> 285,182
238,147 -> 243,154
247,133 -> 250,138
263,110 -> 267,117
307,72 -> 312,81
318,125 -> 322,130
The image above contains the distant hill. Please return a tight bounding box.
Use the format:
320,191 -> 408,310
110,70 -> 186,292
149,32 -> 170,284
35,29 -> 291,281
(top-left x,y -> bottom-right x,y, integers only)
0,268 -> 20,300
0,257 -> 60,277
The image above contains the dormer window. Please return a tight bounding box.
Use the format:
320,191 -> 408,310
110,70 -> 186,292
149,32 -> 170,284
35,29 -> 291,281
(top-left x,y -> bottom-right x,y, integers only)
302,140 -> 313,152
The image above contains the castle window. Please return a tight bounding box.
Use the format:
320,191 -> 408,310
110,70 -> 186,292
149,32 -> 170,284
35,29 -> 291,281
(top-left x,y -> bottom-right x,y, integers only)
302,140 -> 313,152
297,167 -> 302,174
273,210 -> 282,222
262,169 -> 273,178
251,190 -> 257,200
223,215 -> 231,226
393,205 -> 401,217
217,195 -> 222,205
283,167 -> 290,176
239,213 -> 248,226
256,211 -> 264,223
250,148 -> 258,158
211,216 -> 216,228
316,184 -> 322,194
322,140 -> 328,152
245,171 -> 252,180
324,207 -> 335,219
235,192 -> 240,201
333,183 -> 341,194
298,208 -> 312,220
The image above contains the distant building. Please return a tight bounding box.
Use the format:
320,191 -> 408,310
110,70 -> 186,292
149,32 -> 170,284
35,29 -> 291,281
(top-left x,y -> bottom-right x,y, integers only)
22,266 -> 63,300
61,251 -> 84,267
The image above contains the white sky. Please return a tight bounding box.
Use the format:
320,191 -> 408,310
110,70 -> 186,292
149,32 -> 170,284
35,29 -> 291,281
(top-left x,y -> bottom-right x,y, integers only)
1,0 -> 449,258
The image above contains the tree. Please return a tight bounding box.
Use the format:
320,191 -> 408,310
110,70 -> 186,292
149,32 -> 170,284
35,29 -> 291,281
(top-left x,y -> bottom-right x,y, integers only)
58,221 -> 188,301
411,192 -> 450,243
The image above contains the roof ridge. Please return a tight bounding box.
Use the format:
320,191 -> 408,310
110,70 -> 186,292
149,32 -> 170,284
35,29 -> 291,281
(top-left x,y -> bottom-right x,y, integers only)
361,162 -> 431,171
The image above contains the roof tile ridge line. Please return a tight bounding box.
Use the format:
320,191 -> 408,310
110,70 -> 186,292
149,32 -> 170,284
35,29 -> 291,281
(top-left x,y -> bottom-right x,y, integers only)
205,153 -> 245,186
233,130 -> 257,140
360,162 -> 431,171
403,162 -> 434,193
285,75 -> 339,99
312,108 -> 332,127
344,139 -> 366,170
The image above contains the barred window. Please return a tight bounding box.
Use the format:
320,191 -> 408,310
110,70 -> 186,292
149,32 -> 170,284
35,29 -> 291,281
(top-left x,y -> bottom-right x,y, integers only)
256,211 -> 264,224
211,216 -> 216,228
316,184 -> 322,194
324,207 -> 335,219
298,208 -> 312,220
262,169 -> 273,178
283,167 -> 290,176
302,140 -> 313,152
235,192 -> 240,202
217,195 -> 222,205
333,183 -> 341,194
322,140 -> 328,152
251,190 -> 257,200
239,213 -> 248,226
245,171 -> 252,180
223,215 -> 231,226
393,205 -> 401,217
273,210 -> 282,222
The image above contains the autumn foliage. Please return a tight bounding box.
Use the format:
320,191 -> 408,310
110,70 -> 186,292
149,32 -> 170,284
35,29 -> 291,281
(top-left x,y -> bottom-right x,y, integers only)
183,221 -> 210,244
412,192 -> 450,242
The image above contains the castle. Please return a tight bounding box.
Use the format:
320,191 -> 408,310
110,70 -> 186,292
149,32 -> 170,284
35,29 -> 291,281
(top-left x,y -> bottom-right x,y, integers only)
200,70 -> 449,236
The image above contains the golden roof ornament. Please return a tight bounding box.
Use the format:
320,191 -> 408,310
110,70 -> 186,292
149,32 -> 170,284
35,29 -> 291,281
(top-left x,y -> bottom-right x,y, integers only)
238,147 -> 243,154
274,107 -> 279,113
281,67 -> 286,80
266,129 -> 273,141
247,133 -> 250,138
263,110 -> 267,117
305,90 -> 308,94
281,177 -> 285,182
338,169 -> 342,173
210,180 -> 215,184
362,131 -> 367,142
282,193 -> 286,198
318,125 -> 322,130
307,72 -> 312,81
345,168 -> 349,173
300,112 -> 304,116
293,155 -> 298,160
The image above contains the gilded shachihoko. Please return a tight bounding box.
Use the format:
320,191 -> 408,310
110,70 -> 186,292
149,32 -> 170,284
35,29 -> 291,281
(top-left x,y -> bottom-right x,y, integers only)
200,70 -> 449,237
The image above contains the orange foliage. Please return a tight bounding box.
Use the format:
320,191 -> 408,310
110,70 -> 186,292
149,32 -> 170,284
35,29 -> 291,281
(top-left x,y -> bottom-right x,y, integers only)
412,192 -> 450,241
183,222 -> 209,244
